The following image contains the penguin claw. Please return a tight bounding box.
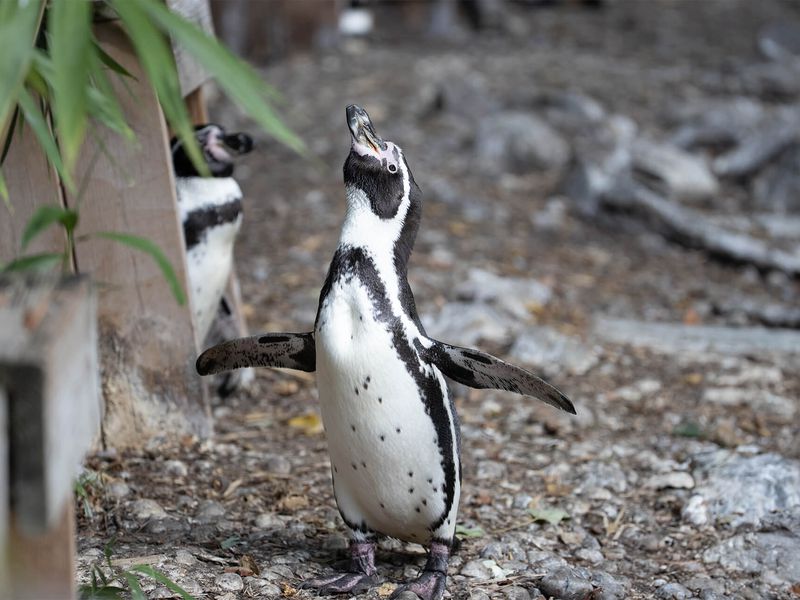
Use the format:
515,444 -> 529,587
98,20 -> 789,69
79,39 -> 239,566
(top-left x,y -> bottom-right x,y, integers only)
389,571 -> 447,600
301,572 -> 379,595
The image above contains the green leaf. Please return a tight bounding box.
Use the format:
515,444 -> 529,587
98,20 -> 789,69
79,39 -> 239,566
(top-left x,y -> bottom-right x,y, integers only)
129,565 -> 195,600
49,0 -> 92,173
92,232 -> 186,305
673,421 -> 703,438
455,524 -> 485,538
2,252 -> 64,273
0,169 -> 8,211
17,87 -> 75,192
126,0 -> 305,156
109,0 -> 208,177
21,204 -> 78,250
0,0 -> 44,137
77,584 -> 126,600
220,535 -> 240,550
123,572 -> 147,600
529,507 -> 570,526
92,40 -> 135,79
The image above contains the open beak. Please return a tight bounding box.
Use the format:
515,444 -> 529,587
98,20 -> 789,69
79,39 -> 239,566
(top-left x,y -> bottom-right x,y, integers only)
347,104 -> 385,153
221,132 -> 254,155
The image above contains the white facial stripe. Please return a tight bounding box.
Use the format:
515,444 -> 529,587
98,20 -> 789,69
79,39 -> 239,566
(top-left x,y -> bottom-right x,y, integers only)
351,140 -> 401,172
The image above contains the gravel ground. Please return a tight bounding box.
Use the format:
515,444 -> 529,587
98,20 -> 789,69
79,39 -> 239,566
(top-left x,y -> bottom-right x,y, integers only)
77,2 -> 800,599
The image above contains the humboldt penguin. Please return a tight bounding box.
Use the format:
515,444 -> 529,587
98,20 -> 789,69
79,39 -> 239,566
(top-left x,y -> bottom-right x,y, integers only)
196,105 -> 575,599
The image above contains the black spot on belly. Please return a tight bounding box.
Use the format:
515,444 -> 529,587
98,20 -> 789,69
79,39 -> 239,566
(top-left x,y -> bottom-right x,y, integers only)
380,503 -> 385,509
334,465 -> 338,473
380,435 -> 385,441
361,461 -> 366,468
409,488 -> 414,494
422,499 -> 427,506
415,507 -> 421,513
354,387 -> 359,395
378,397 -> 383,404
351,424 -> 356,432
396,427 -> 401,434
408,471 -> 413,477
352,463 -> 357,470
363,382 -> 368,390
366,376 -> 371,382
427,478 -> 433,484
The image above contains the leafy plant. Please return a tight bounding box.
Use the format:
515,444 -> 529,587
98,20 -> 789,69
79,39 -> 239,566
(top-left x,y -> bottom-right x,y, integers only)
0,0 -> 304,302
79,538 -> 195,600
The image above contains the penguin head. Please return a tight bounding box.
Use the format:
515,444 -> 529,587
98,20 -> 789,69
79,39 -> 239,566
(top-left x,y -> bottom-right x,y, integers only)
171,124 -> 254,178
343,104 -> 420,220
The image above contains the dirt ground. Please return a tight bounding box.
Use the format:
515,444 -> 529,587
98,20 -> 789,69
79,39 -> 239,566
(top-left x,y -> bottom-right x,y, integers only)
77,2 -> 800,599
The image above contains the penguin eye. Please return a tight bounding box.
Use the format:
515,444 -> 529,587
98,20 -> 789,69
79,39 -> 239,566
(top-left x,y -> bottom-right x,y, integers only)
388,164 -> 397,174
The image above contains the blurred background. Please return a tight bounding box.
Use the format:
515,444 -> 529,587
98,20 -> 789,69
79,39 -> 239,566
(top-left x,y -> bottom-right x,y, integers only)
75,1 -> 800,598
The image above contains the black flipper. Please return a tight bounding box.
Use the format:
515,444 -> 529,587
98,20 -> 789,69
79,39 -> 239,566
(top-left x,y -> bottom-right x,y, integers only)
196,332 -> 315,375
421,339 -> 576,414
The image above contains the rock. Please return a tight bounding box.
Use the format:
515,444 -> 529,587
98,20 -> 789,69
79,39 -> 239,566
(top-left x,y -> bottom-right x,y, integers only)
175,549 -> 198,566
255,512 -> 282,529
590,570 -> 629,600
644,472 -> 695,490
215,572 -> 244,592
655,582 -> 692,599
575,548 -> 604,565
537,566 -> 594,600
461,559 -> 493,580
265,454 -> 292,474
178,578 -> 203,597
475,112 -> 570,175
150,586 -> 174,599
532,197 -> 569,231
164,459 -> 188,478
753,142 -> 800,213
703,530 -> 800,587
669,97 -> 764,150
106,481 -> 130,499
701,387 -> 796,418
131,499 -> 167,521
394,592 -> 422,600
196,499 -> 226,522
592,317 -> 800,356
758,21 -> 800,61
534,90 -> 606,132
612,379 -> 662,402
469,591 -> 491,600
454,268 -> 552,320
423,302 -> 513,346
503,586 -> 531,600
477,460 -> 506,479
510,326 -> 598,376
631,138 -> 718,201
686,450 -> 800,528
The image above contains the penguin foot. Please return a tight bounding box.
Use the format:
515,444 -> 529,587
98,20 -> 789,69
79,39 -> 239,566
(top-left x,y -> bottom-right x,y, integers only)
302,571 -> 379,595
389,570 -> 446,600
302,539 -> 379,594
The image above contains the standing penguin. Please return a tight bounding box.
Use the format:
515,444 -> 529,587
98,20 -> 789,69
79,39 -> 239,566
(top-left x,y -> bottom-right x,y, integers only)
196,105 -> 575,600
172,124 -> 254,395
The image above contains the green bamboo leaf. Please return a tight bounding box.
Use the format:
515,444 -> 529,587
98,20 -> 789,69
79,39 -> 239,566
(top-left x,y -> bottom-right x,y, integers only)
92,40 -> 135,79
0,170 -> 9,210
17,87 -> 75,191
109,0 -> 207,177
529,507 -> 570,526
129,565 -> 194,600
49,0 -> 92,173
0,0 -> 44,137
455,524 -> 485,538
92,232 -> 186,305
123,573 -> 147,600
77,585 -> 126,600
21,204 -> 78,250
2,252 -> 64,273
127,0 -> 305,155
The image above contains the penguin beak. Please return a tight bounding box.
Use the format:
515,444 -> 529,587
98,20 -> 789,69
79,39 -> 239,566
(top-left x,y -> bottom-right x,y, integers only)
347,104 -> 385,153
222,132 -> 254,155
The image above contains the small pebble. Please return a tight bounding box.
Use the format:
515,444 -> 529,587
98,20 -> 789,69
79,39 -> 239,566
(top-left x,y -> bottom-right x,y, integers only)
131,499 -> 167,521
215,572 -> 244,592
655,582 -> 692,600
106,481 -> 130,499
164,459 -> 188,477
265,454 -> 292,474
195,499 -> 226,522
175,549 -> 198,566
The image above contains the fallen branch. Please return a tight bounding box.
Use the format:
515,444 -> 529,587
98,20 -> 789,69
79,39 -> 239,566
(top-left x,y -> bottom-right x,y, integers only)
601,182 -> 800,277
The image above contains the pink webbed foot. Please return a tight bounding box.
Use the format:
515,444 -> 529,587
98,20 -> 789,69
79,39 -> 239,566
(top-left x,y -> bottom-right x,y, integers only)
389,540 -> 450,600
302,540 -> 379,595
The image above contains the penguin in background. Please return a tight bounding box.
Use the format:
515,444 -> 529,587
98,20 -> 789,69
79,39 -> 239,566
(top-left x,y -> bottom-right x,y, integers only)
171,124 -> 255,396
196,106 -> 575,600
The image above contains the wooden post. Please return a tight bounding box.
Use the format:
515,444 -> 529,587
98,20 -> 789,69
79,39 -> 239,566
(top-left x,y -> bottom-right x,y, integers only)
65,22 -> 210,448
0,117 -> 70,267
0,275 -> 99,599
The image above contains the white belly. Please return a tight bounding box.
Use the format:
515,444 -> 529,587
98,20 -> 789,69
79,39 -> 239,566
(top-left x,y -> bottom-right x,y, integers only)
186,218 -> 241,340
316,279 -> 458,543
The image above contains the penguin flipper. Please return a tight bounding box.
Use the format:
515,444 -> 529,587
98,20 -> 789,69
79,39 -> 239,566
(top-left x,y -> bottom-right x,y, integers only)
196,332 -> 315,375
422,339 -> 575,414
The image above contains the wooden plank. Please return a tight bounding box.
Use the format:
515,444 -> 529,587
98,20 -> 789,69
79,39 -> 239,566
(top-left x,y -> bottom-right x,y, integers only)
0,118 -> 69,266
6,497 -> 76,600
66,22 -> 210,448
0,275 -> 100,532
167,0 -> 215,96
